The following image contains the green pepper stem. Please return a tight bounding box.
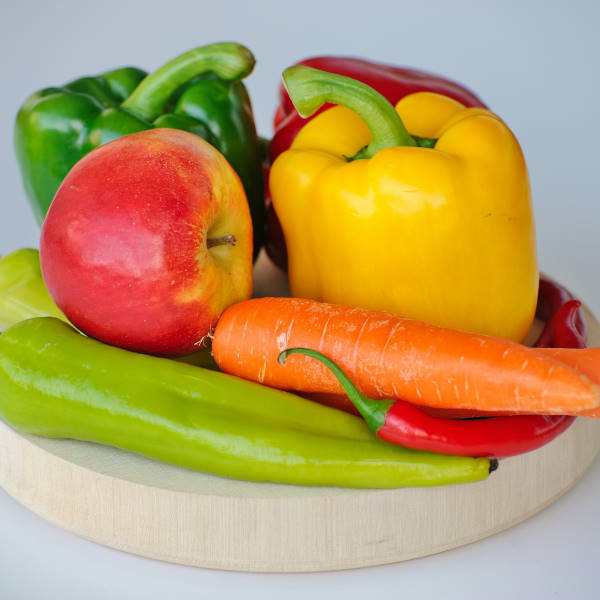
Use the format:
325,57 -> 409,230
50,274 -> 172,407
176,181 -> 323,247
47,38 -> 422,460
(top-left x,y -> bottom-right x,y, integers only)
121,42 -> 255,122
278,348 -> 393,432
282,65 -> 416,159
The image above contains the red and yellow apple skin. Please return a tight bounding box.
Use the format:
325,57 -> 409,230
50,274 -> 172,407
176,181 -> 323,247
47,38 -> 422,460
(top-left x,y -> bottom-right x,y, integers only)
40,128 -> 253,356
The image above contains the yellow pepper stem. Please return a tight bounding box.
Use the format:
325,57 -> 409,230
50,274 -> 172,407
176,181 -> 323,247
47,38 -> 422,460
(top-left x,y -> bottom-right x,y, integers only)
282,65 -> 416,159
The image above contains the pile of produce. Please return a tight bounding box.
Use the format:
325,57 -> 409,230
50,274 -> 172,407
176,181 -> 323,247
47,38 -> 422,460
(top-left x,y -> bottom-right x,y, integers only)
0,42 -> 597,489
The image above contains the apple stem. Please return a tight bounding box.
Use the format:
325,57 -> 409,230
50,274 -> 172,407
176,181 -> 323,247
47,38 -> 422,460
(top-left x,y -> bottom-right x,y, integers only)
207,234 -> 237,249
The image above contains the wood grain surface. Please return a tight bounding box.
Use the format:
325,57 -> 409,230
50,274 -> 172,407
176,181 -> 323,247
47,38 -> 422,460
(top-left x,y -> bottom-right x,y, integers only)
0,256 -> 598,572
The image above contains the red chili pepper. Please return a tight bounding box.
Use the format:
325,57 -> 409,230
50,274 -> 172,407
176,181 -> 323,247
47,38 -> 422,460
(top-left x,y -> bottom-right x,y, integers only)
265,55 -> 487,271
534,277 -> 586,348
277,281 -> 587,456
279,348 -> 575,459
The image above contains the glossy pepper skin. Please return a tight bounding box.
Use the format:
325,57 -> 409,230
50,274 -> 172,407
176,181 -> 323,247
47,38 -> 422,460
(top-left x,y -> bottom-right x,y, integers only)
279,349 -> 574,458
265,57 -> 486,271
14,42 -> 265,259
270,67 -> 538,342
0,318 -> 493,488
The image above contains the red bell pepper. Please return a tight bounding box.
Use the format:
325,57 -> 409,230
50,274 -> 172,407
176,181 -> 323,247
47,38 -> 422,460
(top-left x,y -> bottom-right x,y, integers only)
264,55 -> 487,271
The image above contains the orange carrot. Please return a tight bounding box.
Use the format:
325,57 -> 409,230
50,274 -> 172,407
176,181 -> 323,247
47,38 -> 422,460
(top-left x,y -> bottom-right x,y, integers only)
299,349 -> 600,418
417,350 -> 600,417
538,348 -> 600,417
212,297 -> 600,415
536,348 -> 600,386
302,396 -> 600,419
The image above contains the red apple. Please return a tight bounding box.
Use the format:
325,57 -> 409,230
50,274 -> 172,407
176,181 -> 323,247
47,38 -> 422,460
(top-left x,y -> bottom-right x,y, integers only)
40,128 -> 253,356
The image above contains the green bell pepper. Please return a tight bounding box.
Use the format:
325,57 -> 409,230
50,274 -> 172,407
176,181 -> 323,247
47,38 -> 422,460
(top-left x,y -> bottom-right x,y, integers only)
14,42 -> 265,259
0,316 -> 493,488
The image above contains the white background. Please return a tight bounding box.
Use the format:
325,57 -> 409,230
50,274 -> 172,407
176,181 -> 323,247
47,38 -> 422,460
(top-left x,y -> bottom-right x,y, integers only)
1,1 -> 599,598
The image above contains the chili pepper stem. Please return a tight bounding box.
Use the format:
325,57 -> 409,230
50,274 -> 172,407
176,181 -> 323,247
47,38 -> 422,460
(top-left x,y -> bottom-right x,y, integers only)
122,43 -> 255,121
278,348 -> 393,432
282,66 -> 416,160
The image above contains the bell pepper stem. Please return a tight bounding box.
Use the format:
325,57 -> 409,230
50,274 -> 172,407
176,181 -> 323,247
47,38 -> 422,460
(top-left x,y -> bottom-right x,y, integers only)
278,348 -> 393,432
122,42 -> 255,122
282,66 -> 416,159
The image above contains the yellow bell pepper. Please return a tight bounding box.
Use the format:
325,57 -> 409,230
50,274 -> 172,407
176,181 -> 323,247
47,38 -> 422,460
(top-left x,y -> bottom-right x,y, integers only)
269,66 -> 538,342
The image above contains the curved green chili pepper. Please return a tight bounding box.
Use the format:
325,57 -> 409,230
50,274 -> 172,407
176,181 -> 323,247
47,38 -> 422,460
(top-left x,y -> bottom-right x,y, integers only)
0,317 -> 493,488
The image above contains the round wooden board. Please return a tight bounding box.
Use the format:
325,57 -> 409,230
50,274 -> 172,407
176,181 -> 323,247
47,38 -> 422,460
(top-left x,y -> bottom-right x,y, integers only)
0,254 -> 599,573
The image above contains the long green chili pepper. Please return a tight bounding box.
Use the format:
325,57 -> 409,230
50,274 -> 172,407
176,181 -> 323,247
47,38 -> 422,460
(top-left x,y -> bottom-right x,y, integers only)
0,317 -> 493,488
